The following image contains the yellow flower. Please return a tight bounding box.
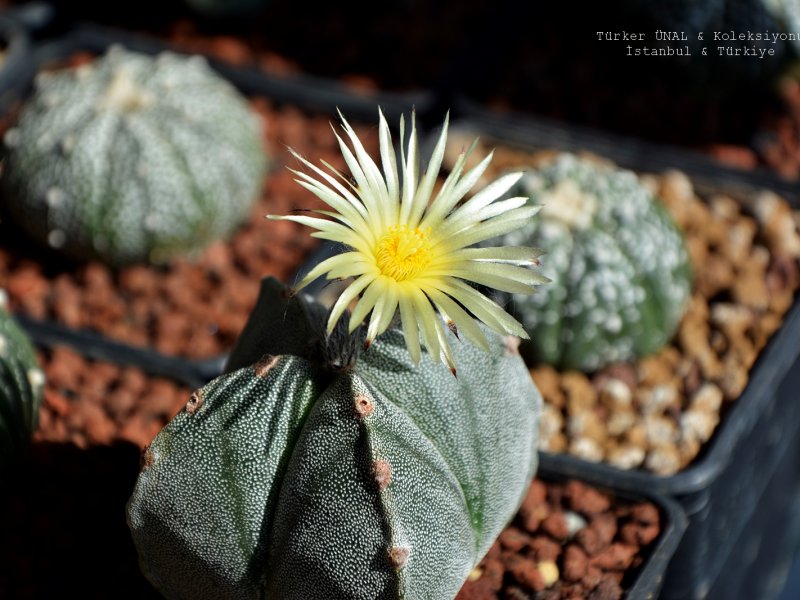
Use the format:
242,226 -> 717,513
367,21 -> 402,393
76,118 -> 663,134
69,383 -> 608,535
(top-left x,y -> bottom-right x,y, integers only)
269,111 -> 546,373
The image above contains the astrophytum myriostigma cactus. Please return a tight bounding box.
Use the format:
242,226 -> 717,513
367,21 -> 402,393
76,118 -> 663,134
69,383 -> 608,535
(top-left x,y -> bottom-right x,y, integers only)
127,277 -> 541,600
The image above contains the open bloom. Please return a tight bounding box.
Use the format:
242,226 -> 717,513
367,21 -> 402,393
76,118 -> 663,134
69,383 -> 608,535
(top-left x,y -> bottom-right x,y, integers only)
270,110 -> 546,373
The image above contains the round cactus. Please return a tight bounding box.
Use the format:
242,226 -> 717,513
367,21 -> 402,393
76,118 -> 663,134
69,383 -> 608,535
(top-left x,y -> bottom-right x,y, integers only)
499,154 -> 692,372
127,277 -> 541,600
2,46 -> 268,266
0,291 -> 45,469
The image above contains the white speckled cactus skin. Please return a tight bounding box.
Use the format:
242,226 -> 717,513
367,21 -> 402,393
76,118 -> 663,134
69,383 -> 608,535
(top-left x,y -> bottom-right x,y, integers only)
2,46 -> 267,266
500,154 -> 692,372
0,292 -> 45,469
127,277 -> 541,600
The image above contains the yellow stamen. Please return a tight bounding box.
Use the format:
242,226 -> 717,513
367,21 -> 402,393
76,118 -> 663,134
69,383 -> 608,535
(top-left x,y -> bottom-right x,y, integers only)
375,224 -> 432,281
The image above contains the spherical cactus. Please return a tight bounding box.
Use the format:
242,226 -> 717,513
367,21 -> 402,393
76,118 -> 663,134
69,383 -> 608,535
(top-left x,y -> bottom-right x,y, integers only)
0,291 -> 45,470
2,46 -> 268,266
127,277 -> 541,600
499,154 -> 692,372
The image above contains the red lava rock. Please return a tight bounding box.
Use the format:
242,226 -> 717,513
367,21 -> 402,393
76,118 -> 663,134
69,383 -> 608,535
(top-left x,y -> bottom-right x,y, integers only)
506,554 -> 546,592
630,503 -> 660,526
565,480 -> 612,516
583,565 -> 604,589
519,479 -> 549,531
620,521 -> 661,547
590,543 -> 639,571
42,388 -> 70,417
106,388 -> 139,423
209,36 -> 252,66
541,511 -> 570,540
706,144 -> 758,170
45,347 -> 85,390
499,527 -> 531,553
587,578 -> 624,600
562,544 -> 589,582
589,513 -> 618,546
529,536 -> 562,562
482,557 -> 505,591
575,526 -> 608,556
460,479 -> 658,597
82,403 -> 116,445
454,577 -> 497,600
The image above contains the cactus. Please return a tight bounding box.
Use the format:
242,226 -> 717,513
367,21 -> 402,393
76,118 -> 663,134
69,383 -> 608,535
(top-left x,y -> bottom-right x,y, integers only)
498,153 -> 692,372
2,46 -> 267,266
0,291 -> 45,470
127,277 -> 541,600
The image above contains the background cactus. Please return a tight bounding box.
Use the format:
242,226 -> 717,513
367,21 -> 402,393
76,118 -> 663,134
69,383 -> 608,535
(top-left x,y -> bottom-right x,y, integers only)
498,153 -> 692,372
1,46 -> 267,266
127,277 -> 541,600
0,291 -> 45,470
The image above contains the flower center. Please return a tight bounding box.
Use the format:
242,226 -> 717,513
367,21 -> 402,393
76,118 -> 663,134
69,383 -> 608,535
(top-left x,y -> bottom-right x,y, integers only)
375,224 -> 432,281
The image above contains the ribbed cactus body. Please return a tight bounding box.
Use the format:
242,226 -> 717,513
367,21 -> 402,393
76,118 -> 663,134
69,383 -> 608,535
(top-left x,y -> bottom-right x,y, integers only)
0,295 -> 44,468
127,278 -> 541,600
500,154 -> 692,372
2,46 -> 267,265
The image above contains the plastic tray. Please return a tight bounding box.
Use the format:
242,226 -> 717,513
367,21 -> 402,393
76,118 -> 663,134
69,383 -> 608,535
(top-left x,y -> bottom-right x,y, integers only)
415,114 -> 800,600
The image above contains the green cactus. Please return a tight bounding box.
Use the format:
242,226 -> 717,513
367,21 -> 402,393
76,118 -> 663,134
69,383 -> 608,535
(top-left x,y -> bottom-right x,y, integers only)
498,153 -> 692,372
2,46 -> 267,266
0,291 -> 45,470
127,277 -> 541,600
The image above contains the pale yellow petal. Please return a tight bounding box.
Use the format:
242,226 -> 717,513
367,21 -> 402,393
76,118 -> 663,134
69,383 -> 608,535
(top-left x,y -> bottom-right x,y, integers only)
294,251 -> 365,291
409,286 -> 441,363
438,277 -> 529,338
378,110 -> 400,220
423,286 -> 489,351
350,278 -> 386,332
421,147 -> 493,231
399,111 -> 419,226
407,112 -> 449,227
366,280 -> 399,343
398,293 -> 422,364
435,197 -> 530,240
327,273 -> 376,333
435,205 -> 540,252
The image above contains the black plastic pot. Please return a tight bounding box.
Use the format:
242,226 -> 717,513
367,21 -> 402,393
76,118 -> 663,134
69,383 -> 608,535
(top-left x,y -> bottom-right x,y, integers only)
410,113 -> 800,600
